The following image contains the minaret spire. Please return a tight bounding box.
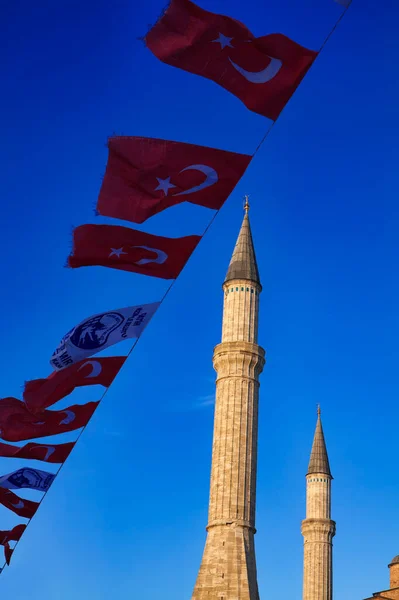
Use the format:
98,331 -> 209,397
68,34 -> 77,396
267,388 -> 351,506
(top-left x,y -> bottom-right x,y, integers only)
302,410 -> 336,600
307,406 -> 332,477
191,205 -> 265,600
224,200 -> 261,288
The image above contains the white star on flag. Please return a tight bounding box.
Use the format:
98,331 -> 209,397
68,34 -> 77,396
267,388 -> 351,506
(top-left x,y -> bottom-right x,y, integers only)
212,33 -> 233,49
154,176 -> 176,196
109,247 -> 128,258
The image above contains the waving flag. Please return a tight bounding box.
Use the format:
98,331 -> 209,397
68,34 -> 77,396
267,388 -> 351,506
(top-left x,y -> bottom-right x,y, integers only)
146,0 -> 317,120
0,397 -> 98,442
50,302 -> 159,371
69,224 -> 201,279
0,441 -> 74,463
0,524 -> 26,565
24,356 -> 126,413
0,525 -> 26,546
0,488 -> 39,518
0,468 -> 55,492
96,136 -> 251,223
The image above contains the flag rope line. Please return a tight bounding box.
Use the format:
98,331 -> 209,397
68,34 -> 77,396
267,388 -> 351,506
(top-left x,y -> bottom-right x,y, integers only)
0,0 -> 352,575
251,0 -> 352,159
0,209 -> 219,575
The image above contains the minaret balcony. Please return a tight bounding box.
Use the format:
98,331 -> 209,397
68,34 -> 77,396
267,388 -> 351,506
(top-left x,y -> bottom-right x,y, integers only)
213,341 -> 265,379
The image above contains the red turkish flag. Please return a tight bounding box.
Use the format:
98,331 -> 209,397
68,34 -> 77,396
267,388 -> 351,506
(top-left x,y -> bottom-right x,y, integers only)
0,488 -> 39,519
0,397 -> 98,442
68,224 -> 201,279
0,524 -> 26,546
0,524 -> 26,565
0,441 -> 74,463
146,0 -> 317,121
96,136 -> 251,223
24,356 -> 125,413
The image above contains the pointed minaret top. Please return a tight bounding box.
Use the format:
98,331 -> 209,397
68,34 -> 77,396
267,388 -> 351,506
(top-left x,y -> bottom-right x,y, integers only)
307,407 -> 332,477
224,199 -> 261,287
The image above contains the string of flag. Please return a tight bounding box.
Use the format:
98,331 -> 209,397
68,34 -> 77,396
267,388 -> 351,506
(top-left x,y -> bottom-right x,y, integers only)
0,0 -> 353,574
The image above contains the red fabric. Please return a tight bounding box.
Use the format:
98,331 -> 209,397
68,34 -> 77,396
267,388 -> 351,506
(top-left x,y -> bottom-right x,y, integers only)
0,397 -> 99,442
4,543 -> 13,565
0,488 -> 39,518
96,136 -> 251,223
0,524 -> 26,546
146,0 -> 317,120
68,224 -> 201,279
0,441 -> 74,463
24,356 -> 125,413
0,525 -> 27,565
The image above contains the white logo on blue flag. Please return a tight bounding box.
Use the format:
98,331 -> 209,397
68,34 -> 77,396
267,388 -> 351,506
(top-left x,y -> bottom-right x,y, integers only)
0,468 -> 55,492
50,302 -> 160,371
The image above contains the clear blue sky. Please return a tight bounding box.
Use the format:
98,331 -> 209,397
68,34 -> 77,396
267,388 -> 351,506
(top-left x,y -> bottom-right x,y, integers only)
1,0 -> 399,598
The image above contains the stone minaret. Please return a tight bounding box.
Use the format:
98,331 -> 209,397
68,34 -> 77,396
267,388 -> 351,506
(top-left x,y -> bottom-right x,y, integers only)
191,200 -> 265,600
301,408 -> 336,600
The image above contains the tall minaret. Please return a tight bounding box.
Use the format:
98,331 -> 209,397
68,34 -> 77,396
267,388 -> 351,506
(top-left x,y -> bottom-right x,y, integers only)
301,408 -> 336,600
192,199 -> 265,600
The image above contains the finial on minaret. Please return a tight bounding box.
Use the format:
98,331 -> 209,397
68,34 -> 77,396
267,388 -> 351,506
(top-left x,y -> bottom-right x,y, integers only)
317,404 -> 321,417
244,194 -> 250,214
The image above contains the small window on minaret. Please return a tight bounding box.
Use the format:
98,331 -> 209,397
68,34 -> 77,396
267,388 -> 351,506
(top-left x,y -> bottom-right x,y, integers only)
236,287 -> 239,291
251,289 -> 254,294
246,287 -> 249,291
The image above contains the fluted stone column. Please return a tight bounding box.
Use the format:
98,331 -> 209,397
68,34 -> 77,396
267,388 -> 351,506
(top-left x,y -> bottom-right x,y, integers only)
301,410 -> 335,600
192,204 -> 265,600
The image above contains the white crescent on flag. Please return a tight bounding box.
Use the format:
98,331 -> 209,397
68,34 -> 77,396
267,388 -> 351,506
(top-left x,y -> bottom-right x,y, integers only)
34,445 -> 56,461
173,164 -> 218,196
60,410 -> 76,425
78,360 -> 103,378
133,246 -> 168,266
228,56 -> 282,84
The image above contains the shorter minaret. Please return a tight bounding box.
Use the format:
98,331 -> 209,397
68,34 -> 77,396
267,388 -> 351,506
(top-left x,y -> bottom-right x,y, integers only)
301,407 -> 336,600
